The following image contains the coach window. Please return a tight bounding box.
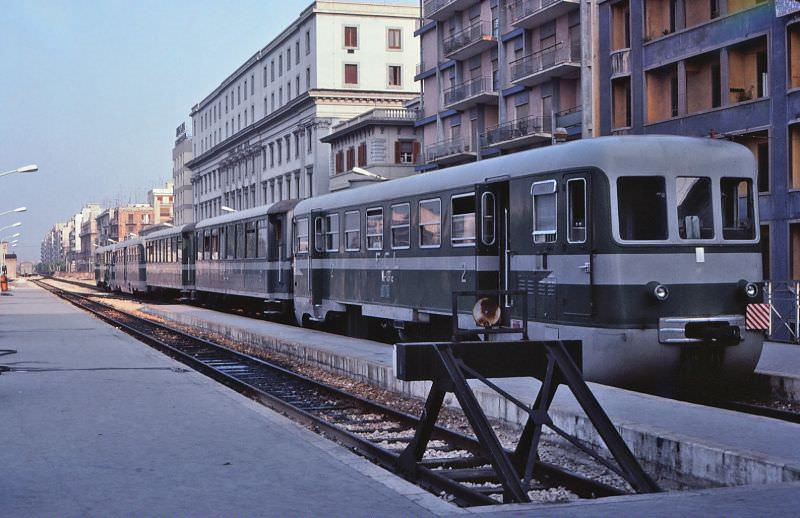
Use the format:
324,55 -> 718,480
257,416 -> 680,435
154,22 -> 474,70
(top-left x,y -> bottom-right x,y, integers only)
419,198 -> 441,248
532,180 -> 557,244
196,232 -> 203,260
177,236 -> 183,262
245,221 -> 257,258
203,230 -> 211,260
226,225 -> 236,259
617,176 -> 667,241
721,178 -> 756,240
295,218 -> 309,253
325,214 -> 340,252
481,192 -> 496,245
257,220 -> 268,258
366,208 -> 384,250
567,179 -> 587,243
391,203 -> 410,249
314,217 -> 324,253
676,177 -> 713,240
210,228 -> 219,260
236,223 -> 246,258
344,210 -> 360,251
452,193 -> 476,246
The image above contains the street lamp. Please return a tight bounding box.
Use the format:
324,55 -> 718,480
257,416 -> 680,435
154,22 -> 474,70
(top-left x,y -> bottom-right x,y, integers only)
2,232 -> 21,241
0,164 -> 38,179
0,222 -> 22,233
0,206 -> 26,217
221,206 -> 236,213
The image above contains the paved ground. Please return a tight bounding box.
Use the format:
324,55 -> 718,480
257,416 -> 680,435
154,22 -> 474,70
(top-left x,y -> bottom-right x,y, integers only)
0,282 -> 450,517
757,340 -> 800,379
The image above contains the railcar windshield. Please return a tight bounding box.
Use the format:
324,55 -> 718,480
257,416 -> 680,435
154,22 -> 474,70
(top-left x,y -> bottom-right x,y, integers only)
676,177 -> 713,239
721,178 -> 755,240
617,176 -> 667,240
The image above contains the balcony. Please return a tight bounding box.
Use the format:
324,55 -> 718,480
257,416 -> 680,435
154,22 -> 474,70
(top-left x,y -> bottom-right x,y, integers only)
508,0 -> 580,29
481,115 -> 553,150
426,136 -> 476,166
423,0 -> 480,21
443,76 -> 498,111
510,43 -> 581,87
610,48 -> 630,77
442,20 -> 498,61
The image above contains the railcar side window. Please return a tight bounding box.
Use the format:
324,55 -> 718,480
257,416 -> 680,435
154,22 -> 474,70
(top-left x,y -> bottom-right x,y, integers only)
211,228 -> 219,260
226,225 -> 236,259
391,203 -> 410,249
451,193 -> 476,247
419,198 -> 441,248
295,218 -> 309,253
314,217 -> 324,253
325,214 -> 340,252
344,210 -> 360,251
236,223 -> 246,259
366,208 -> 384,250
481,192 -> 496,246
567,179 -> 587,243
177,237 -> 182,262
257,220 -> 268,258
721,178 -> 755,240
203,230 -> 211,260
196,232 -> 203,260
245,221 -> 257,258
531,180 -> 557,244
617,176 -> 667,241
676,177 -> 713,239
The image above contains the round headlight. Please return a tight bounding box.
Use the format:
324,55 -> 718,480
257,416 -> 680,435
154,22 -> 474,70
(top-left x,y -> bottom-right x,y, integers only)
647,281 -> 669,301
745,282 -> 759,298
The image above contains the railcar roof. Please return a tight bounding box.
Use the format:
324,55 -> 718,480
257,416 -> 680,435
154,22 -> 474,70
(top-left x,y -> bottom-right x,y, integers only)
143,223 -> 196,241
294,135 -> 755,214
195,204 -> 273,230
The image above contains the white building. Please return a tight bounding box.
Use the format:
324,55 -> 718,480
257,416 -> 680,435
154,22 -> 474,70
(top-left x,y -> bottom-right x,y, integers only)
172,122 -> 194,225
148,181 -> 174,224
188,1 -> 419,221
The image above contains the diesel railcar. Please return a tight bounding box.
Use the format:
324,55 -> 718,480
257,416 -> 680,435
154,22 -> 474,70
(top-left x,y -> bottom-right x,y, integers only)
292,136 -> 763,388
108,238 -> 146,294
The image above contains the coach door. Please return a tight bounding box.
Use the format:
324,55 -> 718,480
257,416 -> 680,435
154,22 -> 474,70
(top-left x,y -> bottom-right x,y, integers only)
475,179 -> 511,312
562,173 -> 593,320
309,210 -> 325,307
269,214 -> 288,296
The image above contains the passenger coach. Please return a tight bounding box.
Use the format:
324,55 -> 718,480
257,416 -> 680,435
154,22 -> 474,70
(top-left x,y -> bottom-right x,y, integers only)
292,136 -> 763,388
144,223 -> 196,297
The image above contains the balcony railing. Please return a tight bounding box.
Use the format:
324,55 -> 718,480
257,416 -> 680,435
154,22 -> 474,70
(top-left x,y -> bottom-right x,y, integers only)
510,42 -> 581,83
481,115 -> 553,147
443,76 -> 496,108
426,136 -> 472,162
329,108 -> 418,133
610,49 -> 631,77
508,0 -> 579,26
442,19 -> 498,57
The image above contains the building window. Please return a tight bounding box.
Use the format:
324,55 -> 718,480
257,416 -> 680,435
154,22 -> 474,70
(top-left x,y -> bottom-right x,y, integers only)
346,146 -> 355,170
612,77 -> 632,129
307,127 -> 313,153
790,23 -> 800,89
791,124 -> 800,190
396,141 -> 416,164
279,87 -> 283,105
366,208 -> 383,250
344,63 -> 358,85
296,76 -> 300,94
277,141 -> 282,164
344,26 -> 358,48
388,65 -> 402,87
295,133 -> 300,159
419,198 -> 441,248
287,48 -> 291,71
357,142 -> 367,166
335,150 -> 344,173
271,60 -> 275,81
646,63 -> 679,122
295,41 -> 300,63
305,30 -> 311,54
387,28 -> 402,50
285,135 -> 291,161
270,144 -> 275,167
271,93 -> 275,111
306,67 -> 311,89
344,210 -> 360,251
728,36 -> 769,103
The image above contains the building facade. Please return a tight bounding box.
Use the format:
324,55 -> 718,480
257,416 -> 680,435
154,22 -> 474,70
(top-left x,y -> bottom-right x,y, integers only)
597,0 -> 800,281
148,181 -> 175,224
172,122 -> 194,225
188,1 -> 420,221
96,205 -> 154,246
415,0 -> 594,170
321,105 -> 421,190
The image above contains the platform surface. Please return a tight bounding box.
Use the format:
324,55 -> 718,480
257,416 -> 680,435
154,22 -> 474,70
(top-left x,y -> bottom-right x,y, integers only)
144,303 -> 800,472
757,340 -> 800,379
0,283 -> 450,517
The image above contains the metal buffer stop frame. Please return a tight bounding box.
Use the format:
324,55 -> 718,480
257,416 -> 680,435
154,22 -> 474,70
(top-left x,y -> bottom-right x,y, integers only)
393,290 -> 660,504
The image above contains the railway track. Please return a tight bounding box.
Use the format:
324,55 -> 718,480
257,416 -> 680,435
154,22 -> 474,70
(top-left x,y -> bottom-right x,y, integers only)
34,278 -> 622,507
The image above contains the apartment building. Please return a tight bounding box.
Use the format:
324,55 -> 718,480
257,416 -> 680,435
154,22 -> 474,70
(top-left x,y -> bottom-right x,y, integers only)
96,205 -> 153,246
188,1 -> 420,221
172,122 -> 194,225
598,0 -> 800,281
148,181 -> 174,224
415,0 -> 593,170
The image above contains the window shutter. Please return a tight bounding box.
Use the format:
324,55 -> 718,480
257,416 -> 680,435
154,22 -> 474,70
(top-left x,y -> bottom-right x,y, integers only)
412,142 -> 420,163
335,151 -> 343,173
358,143 -> 367,166
394,141 -> 401,164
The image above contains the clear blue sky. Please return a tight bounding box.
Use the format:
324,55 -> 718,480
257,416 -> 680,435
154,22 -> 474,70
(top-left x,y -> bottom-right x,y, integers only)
0,0 -> 319,261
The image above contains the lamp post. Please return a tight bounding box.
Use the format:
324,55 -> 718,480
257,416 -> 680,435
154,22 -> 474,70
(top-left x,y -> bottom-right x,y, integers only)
221,206 -> 236,213
0,222 -> 22,233
0,206 -> 26,217
0,164 -> 38,179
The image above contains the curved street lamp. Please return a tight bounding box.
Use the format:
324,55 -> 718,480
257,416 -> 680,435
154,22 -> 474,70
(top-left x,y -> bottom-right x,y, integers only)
0,207 -> 26,217
0,222 -> 22,233
221,206 -> 236,213
0,164 -> 38,179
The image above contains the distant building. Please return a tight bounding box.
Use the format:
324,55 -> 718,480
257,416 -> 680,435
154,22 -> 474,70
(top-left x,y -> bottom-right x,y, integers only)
73,204 -> 102,272
96,205 -> 154,246
172,122 -> 194,225
18,261 -> 33,276
188,1 -> 420,221
321,105 -> 420,191
40,222 -> 67,270
148,181 -> 174,224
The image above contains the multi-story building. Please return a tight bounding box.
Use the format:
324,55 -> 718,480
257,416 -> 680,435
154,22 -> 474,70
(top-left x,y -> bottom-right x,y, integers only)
414,0 -> 594,170
41,223 -> 67,270
597,0 -> 799,281
96,205 -> 154,246
172,122 -> 194,225
148,181 -> 174,224
187,1 -> 420,221
72,204 -> 102,272
320,104 -> 421,190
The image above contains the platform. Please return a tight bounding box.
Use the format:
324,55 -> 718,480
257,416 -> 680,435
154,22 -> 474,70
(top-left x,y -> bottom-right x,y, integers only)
0,282 -> 452,517
140,302 -> 800,489
755,341 -> 800,403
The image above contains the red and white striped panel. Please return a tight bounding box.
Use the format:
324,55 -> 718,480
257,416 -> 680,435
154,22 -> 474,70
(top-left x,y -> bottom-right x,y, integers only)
746,303 -> 770,330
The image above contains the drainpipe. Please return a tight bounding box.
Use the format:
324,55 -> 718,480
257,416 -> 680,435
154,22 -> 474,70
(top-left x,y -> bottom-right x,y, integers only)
580,0 -> 593,137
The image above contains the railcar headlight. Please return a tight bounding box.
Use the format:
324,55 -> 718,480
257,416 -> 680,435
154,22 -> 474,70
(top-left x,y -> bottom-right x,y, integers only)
739,279 -> 759,298
647,281 -> 669,302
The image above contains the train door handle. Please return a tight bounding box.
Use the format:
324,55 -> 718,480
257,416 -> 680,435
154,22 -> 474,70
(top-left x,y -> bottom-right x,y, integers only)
579,262 -> 591,274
